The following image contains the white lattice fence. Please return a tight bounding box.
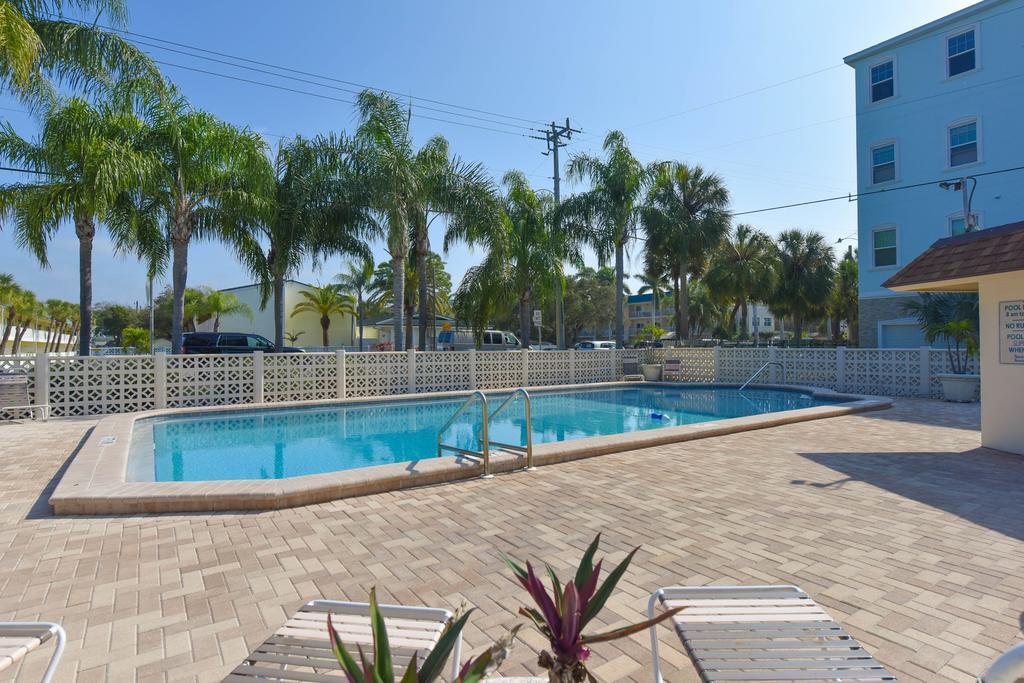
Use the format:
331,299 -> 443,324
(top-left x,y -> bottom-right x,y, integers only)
717,348 -> 772,383
844,348 -> 924,397
345,352 -> 409,397
166,354 -> 255,408
476,350 -> 526,390
778,349 -> 840,388
526,351 -> 573,386
264,352 -> 337,403
47,355 -> 158,416
646,348 -> 717,382
0,356 -> 37,419
412,351 -> 472,393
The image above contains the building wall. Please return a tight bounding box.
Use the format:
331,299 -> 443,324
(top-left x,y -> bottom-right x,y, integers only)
204,281 -> 357,348
846,0 -> 1024,346
859,294 -> 921,348
979,271 -> 1024,454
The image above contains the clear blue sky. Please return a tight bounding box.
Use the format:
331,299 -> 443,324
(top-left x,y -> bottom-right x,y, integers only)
0,0 -> 975,307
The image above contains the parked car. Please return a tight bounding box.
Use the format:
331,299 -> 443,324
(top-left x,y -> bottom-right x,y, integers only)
574,340 -> 617,350
437,329 -> 522,351
529,342 -> 557,351
181,332 -> 304,354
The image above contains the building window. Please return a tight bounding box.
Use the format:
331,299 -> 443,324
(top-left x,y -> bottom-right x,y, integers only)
949,121 -> 978,167
871,143 -> 896,184
870,60 -> 894,102
947,29 -> 976,77
763,317 -> 772,327
873,227 -> 897,267
950,212 -> 981,236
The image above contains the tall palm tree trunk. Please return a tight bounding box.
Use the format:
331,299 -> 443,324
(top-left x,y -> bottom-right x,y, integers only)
793,315 -> 804,344
678,262 -> 691,343
740,299 -> 749,340
76,215 -> 95,356
170,226 -> 189,355
405,302 -> 413,351
614,242 -> 625,347
0,309 -> 14,353
519,292 -> 532,348
320,316 -> 330,347
416,231 -> 429,351
11,318 -> 29,354
357,294 -> 364,352
64,322 -> 79,352
391,254 -> 405,351
273,273 -> 285,349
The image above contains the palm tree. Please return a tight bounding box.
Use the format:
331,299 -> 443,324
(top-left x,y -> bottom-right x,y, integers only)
703,224 -> 778,338
687,280 -> 725,339
562,131 -> 647,347
368,251 -> 452,349
125,90 -> 271,353
196,287 -> 252,333
258,134 -> 374,348
0,274 -> 24,352
335,256 -> 375,351
828,246 -> 859,345
0,0 -> 160,105
0,96 -> 160,355
454,170 -> 579,346
641,162 -> 731,343
771,229 -> 836,343
9,290 -> 39,354
290,285 -> 356,347
353,91 -> 498,351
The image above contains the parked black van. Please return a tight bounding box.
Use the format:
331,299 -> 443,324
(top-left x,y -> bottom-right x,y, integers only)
180,332 -> 303,354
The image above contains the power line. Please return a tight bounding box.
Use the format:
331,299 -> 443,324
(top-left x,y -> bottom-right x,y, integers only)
132,37 -> 535,133
624,64 -> 845,130
155,60 -> 530,138
51,14 -> 547,128
0,165 -> 51,175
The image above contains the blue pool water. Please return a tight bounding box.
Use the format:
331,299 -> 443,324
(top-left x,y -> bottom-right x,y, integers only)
128,386 -> 842,482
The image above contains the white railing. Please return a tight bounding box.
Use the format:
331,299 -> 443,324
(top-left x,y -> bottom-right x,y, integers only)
0,346 -> 978,419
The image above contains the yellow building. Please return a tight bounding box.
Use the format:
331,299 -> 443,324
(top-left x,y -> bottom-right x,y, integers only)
199,280 -> 374,350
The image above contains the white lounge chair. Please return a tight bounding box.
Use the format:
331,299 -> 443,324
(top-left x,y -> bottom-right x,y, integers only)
0,372 -> 49,421
0,622 -> 66,683
662,358 -> 682,381
647,585 -> 896,682
229,599 -> 461,681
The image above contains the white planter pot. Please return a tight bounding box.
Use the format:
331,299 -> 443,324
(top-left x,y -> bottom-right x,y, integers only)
640,363 -> 662,381
936,373 -> 980,402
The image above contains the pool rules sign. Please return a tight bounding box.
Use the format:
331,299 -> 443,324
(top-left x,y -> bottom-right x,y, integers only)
999,300 -> 1024,364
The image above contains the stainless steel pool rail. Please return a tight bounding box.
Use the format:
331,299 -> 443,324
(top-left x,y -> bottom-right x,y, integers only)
739,361 -> 786,391
488,388 -> 534,471
436,391 -> 492,478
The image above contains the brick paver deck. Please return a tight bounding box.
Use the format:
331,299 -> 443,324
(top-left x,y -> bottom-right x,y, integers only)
0,399 -> 1021,682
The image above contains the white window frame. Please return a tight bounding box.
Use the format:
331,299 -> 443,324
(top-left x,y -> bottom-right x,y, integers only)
948,209 -> 984,236
871,225 -> 899,270
947,117 -> 981,169
869,139 -> 898,186
944,24 -> 980,80
868,56 -> 897,103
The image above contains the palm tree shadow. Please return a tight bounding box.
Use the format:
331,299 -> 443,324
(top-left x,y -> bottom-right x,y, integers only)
796,448 -> 1024,542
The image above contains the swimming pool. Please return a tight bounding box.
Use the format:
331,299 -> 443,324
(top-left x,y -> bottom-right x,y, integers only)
128,386 -> 842,482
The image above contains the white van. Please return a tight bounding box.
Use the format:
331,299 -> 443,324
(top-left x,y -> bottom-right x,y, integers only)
438,329 -> 522,351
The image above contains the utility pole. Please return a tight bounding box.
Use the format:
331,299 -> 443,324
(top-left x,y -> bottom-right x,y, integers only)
531,118 -> 581,349
939,176 -> 978,232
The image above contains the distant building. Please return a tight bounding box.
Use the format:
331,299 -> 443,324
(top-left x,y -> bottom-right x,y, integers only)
844,0 -> 1024,347
742,303 -> 777,339
370,314 -> 456,350
624,292 -> 673,339
197,280 -> 369,349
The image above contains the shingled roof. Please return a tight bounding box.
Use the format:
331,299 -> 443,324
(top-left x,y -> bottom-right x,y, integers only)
883,220 -> 1024,291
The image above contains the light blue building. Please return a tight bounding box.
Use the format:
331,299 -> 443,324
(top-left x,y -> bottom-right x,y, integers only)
844,0 -> 1024,346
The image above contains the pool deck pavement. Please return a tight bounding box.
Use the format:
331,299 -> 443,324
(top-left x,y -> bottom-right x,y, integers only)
1,398 -> 1022,682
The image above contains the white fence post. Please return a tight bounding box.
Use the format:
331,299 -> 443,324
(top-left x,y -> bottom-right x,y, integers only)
407,349 -> 416,394
569,349 -> 576,384
154,352 -> 167,409
253,351 -> 265,404
34,352 -> 49,412
919,346 -> 931,397
522,348 -> 529,386
468,349 -> 476,390
336,349 -> 346,399
769,346 -> 779,383
836,346 -> 846,392
713,346 -> 722,382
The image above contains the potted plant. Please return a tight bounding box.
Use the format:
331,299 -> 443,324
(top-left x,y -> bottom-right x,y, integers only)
638,325 -> 667,380
932,319 -> 980,402
503,534 -> 681,682
904,293 -> 980,402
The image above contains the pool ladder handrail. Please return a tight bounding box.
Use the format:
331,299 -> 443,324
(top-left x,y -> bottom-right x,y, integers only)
488,388 -> 534,471
436,391 -> 492,478
739,361 -> 786,391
